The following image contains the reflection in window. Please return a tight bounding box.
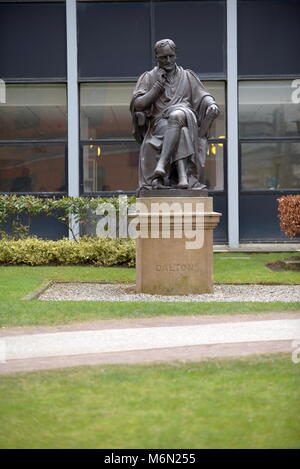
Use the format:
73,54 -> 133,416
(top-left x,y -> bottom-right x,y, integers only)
0,84 -> 67,140
83,142 -> 139,192
80,81 -> 226,140
204,81 -> 226,139
80,83 -> 135,140
205,142 -> 224,191
239,81 -> 300,138
241,142 -> 300,190
81,82 -> 225,192
0,145 -> 66,192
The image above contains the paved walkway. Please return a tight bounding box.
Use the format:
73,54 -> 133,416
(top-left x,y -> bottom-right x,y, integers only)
0,313 -> 299,374
214,243 -> 300,252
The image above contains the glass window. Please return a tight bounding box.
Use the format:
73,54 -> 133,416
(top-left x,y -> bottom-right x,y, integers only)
0,3 -> 66,79
80,83 -> 135,140
80,82 -> 225,140
0,84 -> 67,140
241,141 -> 300,190
238,0 -> 300,76
205,142 -> 224,191
203,81 -> 226,139
83,142 -> 139,192
0,145 -> 66,193
0,84 -> 67,193
154,1 -> 226,75
239,81 -> 300,138
78,2 -> 151,78
81,81 -> 226,193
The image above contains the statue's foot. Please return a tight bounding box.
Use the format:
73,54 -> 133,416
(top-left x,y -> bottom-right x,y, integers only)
152,177 -> 165,189
154,164 -> 166,177
191,183 -> 207,190
177,178 -> 189,189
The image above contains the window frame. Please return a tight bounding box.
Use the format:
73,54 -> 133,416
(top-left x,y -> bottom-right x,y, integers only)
79,78 -> 227,196
0,81 -> 68,195
238,78 -> 300,195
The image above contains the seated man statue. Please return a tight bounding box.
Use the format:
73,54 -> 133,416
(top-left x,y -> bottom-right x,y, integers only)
130,39 -> 220,191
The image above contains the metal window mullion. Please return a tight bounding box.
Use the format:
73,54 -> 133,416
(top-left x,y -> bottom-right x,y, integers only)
227,0 -> 239,247
66,0 -> 79,239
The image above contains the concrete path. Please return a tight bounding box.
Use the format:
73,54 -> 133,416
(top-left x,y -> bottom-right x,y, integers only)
214,243 -> 300,252
0,313 -> 299,374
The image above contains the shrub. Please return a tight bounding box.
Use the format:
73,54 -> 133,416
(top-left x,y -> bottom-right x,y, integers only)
0,237 -> 136,267
0,195 -> 136,240
277,195 -> 300,238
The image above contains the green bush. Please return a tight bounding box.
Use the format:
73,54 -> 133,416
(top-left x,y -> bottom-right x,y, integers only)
0,195 -> 136,240
0,237 -> 136,267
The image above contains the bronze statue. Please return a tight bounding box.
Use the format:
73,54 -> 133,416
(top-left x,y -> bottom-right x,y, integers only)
130,39 -> 219,191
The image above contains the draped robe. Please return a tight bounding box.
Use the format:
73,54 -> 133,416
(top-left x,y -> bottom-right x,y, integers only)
130,65 -> 218,189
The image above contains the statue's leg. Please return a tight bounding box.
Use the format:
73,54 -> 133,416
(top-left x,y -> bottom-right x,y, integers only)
154,110 -> 186,177
176,159 -> 189,188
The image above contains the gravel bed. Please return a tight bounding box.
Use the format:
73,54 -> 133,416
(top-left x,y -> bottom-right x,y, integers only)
38,282 -> 300,302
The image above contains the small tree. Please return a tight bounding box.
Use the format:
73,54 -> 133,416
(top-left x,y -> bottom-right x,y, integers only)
277,195 -> 300,238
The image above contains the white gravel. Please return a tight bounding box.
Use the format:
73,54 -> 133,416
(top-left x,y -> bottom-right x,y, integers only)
38,282 -> 300,302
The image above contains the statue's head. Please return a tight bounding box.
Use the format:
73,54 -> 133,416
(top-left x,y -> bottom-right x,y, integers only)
154,39 -> 177,73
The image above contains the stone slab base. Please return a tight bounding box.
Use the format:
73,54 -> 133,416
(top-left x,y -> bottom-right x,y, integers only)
132,197 -> 221,295
138,188 -> 208,198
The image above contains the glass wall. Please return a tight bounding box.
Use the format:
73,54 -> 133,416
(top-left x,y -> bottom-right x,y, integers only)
0,144 -> 66,193
204,81 -> 226,191
239,80 -> 300,191
80,83 -> 134,140
77,0 -> 226,78
239,81 -> 300,139
238,0 -> 300,76
77,1 -> 152,78
153,0 -> 226,75
0,84 -> 67,141
82,142 -> 139,193
0,2 -> 67,79
241,141 -> 300,190
80,81 -> 226,193
206,142 -> 225,191
0,84 -> 67,193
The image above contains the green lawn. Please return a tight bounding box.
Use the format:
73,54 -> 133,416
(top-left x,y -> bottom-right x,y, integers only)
215,251 -> 300,283
0,252 -> 299,327
0,355 -> 299,449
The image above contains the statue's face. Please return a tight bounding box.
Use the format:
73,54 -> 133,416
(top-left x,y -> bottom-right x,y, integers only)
156,45 -> 176,72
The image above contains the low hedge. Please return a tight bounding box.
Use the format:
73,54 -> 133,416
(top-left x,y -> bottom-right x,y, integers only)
0,237 -> 136,267
0,195 -> 136,240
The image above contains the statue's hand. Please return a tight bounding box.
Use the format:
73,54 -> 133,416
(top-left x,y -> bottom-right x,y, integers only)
206,104 -> 219,117
157,68 -> 167,87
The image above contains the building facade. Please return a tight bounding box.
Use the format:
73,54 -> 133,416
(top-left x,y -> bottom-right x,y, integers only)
0,0 -> 299,245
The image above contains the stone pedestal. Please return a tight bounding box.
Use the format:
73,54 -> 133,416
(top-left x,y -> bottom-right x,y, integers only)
130,197 -> 221,295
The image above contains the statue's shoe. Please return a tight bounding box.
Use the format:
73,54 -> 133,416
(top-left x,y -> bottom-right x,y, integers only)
177,180 -> 189,189
191,183 -> 207,190
152,178 -> 165,189
154,165 -> 166,177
